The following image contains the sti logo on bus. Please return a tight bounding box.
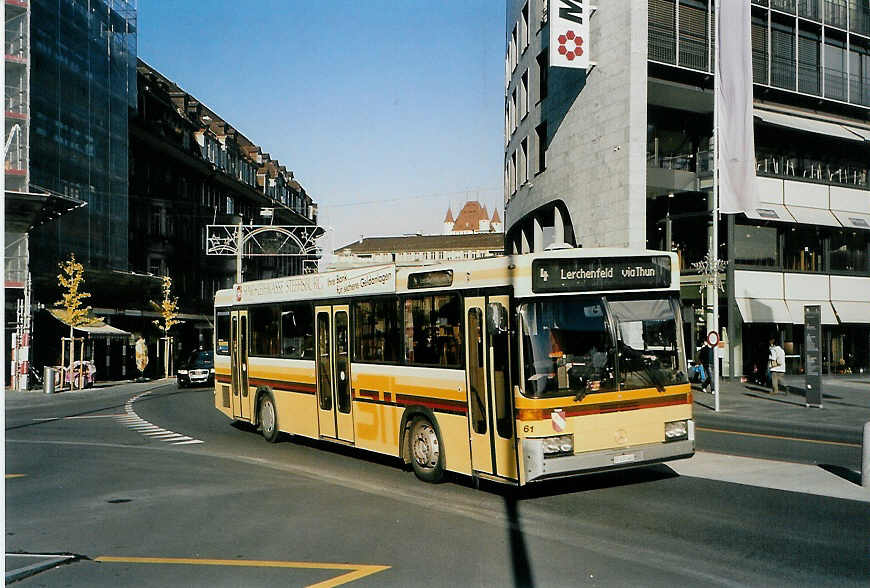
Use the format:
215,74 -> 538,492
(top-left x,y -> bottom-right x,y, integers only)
549,0 -> 590,69
532,256 -> 672,293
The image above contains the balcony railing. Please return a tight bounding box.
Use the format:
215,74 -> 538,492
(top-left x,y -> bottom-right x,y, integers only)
5,85 -> 26,116
756,154 -> 870,189
651,149 -> 869,190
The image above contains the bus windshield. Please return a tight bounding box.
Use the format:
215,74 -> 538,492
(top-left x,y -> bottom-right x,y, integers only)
518,296 -> 687,398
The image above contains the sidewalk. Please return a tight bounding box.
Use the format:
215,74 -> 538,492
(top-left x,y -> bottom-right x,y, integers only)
692,375 -> 870,444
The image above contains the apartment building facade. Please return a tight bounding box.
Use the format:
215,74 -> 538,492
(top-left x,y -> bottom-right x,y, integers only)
504,0 -> 870,377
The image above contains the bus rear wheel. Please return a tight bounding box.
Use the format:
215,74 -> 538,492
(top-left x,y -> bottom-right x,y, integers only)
259,392 -> 279,443
410,416 -> 444,483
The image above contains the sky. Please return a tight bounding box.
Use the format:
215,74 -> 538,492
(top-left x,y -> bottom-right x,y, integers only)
138,1 -> 507,252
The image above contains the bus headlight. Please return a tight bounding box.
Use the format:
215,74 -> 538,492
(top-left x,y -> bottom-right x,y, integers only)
542,434 -> 574,457
664,420 -> 688,442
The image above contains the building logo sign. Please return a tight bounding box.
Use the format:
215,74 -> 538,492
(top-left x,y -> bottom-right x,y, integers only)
550,0 -> 590,69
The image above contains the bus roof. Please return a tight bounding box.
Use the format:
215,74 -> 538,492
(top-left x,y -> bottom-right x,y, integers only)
214,247 -> 680,307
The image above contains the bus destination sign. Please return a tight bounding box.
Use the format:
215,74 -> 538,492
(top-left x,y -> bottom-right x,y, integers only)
532,256 -> 672,293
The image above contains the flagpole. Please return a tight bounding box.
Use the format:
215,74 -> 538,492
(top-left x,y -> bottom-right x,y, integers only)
712,0 -> 721,412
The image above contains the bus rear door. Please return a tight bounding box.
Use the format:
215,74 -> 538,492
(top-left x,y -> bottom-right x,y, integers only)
464,295 -> 517,482
230,309 -> 250,420
315,305 -> 354,443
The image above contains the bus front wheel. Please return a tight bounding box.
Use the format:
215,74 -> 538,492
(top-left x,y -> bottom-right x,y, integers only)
259,392 -> 279,443
410,416 -> 444,483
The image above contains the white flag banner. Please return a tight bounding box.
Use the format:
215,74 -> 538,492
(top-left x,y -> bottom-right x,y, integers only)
549,0 -> 590,69
716,0 -> 758,214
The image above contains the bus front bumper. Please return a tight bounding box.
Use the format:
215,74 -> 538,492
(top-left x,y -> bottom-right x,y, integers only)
523,438 -> 695,483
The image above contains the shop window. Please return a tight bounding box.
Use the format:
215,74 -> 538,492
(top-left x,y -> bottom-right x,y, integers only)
783,225 -> 824,272
830,230 -> 869,273
735,224 -> 779,267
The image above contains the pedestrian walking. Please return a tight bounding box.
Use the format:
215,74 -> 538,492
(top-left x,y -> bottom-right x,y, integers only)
768,337 -> 786,394
699,340 -> 714,393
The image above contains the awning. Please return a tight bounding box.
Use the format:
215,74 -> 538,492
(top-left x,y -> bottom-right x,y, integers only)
744,205 -> 795,223
845,125 -> 870,141
48,309 -> 132,340
735,298 -> 792,323
831,301 -> 870,324
830,210 -> 870,230
755,109 -> 867,143
783,205 -> 841,227
784,300 -> 838,325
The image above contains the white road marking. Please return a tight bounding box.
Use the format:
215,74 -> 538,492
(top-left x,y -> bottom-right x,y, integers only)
114,391 -> 204,446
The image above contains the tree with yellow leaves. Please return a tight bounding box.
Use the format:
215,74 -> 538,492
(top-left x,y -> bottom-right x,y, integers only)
55,253 -> 91,388
150,276 -> 182,378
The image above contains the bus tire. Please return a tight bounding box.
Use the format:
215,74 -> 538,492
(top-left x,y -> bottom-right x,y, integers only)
409,416 -> 444,483
258,391 -> 280,443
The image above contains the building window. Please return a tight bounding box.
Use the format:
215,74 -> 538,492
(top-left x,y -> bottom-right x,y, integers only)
510,151 -> 517,194
511,88 -> 517,132
511,25 -> 517,72
519,137 -> 528,186
535,122 -> 547,173
770,18 -> 796,91
521,2 -> 529,51
226,196 -> 234,215
783,225 -> 824,272
520,70 -> 528,120
824,34 -> 848,101
797,25 -> 821,95
734,224 -> 779,267
148,257 -> 164,276
536,50 -> 548,101
830,230 -> 869,273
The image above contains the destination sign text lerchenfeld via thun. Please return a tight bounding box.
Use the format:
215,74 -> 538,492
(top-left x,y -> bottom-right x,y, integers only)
532,256 -> 672,293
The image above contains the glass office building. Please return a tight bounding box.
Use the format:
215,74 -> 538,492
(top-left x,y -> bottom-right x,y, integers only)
29,0 -> 137,272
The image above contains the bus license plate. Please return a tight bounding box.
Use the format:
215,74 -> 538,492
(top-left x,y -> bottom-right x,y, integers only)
613,453 -> 637,465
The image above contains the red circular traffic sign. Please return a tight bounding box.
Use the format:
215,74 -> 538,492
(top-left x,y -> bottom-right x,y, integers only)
706,331 -> 720,347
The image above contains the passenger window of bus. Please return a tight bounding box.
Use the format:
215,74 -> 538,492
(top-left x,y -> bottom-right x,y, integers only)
608,298 -> 688,391
249,306 -> 280,357
354,299 -> 400,362
281,303 -> 313,359
403,295 -> 461,367
215,311 -> 230,355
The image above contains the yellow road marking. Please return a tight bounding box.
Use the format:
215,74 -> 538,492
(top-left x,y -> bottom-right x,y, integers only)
94,556 -> 390,587
697,426 -> 861,448
5,474 -> 26,479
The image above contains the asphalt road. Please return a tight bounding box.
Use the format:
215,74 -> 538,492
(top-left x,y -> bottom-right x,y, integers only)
6,382 -> 870,586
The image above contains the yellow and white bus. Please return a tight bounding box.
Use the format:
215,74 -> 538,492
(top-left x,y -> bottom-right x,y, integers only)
213,248 -> 694,485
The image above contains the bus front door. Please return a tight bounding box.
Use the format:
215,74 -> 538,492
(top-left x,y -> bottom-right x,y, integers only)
464,296 -> 518,481
230,309 -> 250,420
315,305 -> 355,443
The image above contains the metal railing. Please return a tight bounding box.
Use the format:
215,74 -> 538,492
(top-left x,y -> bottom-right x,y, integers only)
756,154 -> 870,189
5,85 -> 27,115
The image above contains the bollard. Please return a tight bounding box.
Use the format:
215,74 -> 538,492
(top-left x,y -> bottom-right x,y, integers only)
43,366 -> 56,394
863,422 -> 870,489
